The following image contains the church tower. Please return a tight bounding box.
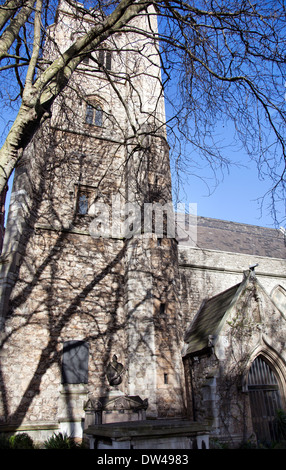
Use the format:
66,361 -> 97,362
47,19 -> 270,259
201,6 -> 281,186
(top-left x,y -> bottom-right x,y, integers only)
0,1 -> 189,443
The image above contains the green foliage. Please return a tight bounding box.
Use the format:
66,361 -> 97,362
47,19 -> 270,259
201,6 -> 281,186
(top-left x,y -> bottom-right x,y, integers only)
43,432 -> 81,449
0,434 -> 11,449
9,433 -> 34,449
274,409 -> 286,441
209,438 -> 229,449
273,440 -> 286,449
0,432 -> 34,449
239,439 -> 258,449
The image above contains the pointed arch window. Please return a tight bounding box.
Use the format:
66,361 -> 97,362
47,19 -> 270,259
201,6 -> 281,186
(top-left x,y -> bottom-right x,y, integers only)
271,285 -> 286,315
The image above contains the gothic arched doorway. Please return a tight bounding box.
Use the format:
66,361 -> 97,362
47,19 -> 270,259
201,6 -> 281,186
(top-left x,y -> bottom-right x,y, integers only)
248,355 -> 283,444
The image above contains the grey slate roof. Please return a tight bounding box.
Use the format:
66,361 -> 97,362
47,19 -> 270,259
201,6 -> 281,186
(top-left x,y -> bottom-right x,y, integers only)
184,281 -> 243,356
178,216 -> 286,258
195,217 -> 286,258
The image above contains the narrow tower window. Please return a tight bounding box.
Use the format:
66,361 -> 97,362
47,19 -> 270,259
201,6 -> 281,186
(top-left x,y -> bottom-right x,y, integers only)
98,49 -> 105,66
94,105 -> 103,126
106,51 -> 112,70
98,50 -> 112,70
85,102 -> 103,127
78,193 -> 89,215
160,303 -> 166,314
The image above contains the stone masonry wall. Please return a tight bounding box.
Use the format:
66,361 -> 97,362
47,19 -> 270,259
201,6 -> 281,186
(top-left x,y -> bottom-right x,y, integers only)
0,4 -> 186,439
179,245 -> 286,334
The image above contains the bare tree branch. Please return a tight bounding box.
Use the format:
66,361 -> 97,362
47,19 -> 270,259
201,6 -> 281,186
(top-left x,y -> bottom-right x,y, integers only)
0,0 -> 285,223
0,0 -> 36,60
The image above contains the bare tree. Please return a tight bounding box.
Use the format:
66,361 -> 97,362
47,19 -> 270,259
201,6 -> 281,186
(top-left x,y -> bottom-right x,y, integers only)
0,0 -> 285,222
0,1 -> 285,443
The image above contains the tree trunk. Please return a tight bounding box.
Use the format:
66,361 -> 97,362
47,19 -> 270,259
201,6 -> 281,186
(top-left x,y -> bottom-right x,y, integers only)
0,0 -> 151,194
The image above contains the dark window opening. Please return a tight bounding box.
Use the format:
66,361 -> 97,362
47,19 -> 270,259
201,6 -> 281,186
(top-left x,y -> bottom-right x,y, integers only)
98,50 -> 112,70
164,373 -> 168,384
85,104 -> 94,125
160,303 -> 166,315
98,49 -> 104,66
61,340 -> 89,384
106,51 -> 112,70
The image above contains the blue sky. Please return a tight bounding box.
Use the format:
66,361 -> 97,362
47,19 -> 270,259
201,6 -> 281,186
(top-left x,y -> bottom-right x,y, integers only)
176,159 -> 283,229
167,115 -> 285,230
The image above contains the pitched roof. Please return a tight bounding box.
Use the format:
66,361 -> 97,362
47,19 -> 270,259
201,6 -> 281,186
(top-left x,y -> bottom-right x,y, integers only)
178,216 -> 286,258
184,281 -> 244,356
195,217 -> 286,258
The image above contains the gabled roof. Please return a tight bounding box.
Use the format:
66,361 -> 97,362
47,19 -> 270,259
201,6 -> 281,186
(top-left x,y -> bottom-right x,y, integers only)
184,279 -> 246,357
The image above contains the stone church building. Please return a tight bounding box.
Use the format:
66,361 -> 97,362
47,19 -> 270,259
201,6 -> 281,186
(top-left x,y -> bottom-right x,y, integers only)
0,2 -> 285,449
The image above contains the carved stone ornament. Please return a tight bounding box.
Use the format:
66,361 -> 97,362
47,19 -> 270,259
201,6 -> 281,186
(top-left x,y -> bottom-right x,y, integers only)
104,396 -> 148,412
106,354 -> 125,386
83,398 -> 102,412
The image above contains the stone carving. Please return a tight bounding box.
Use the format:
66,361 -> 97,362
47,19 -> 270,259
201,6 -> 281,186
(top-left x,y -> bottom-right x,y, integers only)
84,395 -> 148,413
84,398 -> 102,412
105,396 -> 148,412
83,395 -> 149,426
106,355 -> 124,386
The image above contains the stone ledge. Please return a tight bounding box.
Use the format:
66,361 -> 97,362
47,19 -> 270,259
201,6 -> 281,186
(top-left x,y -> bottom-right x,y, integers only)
0,421 -> 59,432
86,419 -> 210,440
